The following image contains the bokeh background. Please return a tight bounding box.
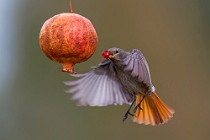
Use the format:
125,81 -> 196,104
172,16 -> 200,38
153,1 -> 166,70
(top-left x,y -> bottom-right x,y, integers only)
1,0 -> 210,140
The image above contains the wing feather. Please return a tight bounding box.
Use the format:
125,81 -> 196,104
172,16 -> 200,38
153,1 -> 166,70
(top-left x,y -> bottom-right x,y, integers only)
65,60 -> 133,106
131,59 -> 139,77
124,56 -> 134,71
122,49 -> 153,87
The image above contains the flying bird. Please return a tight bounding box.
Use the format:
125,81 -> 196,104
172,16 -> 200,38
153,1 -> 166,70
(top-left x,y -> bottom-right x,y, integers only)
65,48 -> 174,125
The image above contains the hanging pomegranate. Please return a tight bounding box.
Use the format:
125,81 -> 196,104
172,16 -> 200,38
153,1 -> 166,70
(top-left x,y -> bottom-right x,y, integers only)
39,1 -> 98,73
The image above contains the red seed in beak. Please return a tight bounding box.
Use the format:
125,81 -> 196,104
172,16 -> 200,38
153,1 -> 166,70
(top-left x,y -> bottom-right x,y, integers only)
102,51 -> 109,59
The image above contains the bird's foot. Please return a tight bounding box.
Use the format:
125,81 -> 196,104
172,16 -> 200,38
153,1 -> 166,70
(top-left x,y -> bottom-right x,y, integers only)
123,111 -> 134,122
133,103 -> 143,114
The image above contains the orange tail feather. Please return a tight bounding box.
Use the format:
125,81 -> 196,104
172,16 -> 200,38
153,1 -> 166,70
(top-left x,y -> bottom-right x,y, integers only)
133,92 -> 174,125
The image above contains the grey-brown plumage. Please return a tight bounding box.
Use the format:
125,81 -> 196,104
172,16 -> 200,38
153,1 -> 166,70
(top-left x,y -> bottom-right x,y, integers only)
65,48 -> 174,125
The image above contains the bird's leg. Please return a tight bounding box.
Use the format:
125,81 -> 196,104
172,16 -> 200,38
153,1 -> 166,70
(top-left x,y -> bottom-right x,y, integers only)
123,97 -> 136,122
133,95 -> 145,113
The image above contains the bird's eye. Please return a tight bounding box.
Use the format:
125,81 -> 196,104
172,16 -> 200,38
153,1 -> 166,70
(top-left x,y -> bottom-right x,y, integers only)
116,50 -> 119,53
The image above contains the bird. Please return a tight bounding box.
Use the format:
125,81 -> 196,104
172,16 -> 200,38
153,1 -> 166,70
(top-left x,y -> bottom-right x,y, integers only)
65,47 -> 174,125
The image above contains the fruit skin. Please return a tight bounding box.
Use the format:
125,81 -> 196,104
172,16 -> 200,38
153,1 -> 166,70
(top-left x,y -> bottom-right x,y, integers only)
39,13 -> 98,73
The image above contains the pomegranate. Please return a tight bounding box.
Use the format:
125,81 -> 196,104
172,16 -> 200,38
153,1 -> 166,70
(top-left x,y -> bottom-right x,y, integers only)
39,11 -> 98,73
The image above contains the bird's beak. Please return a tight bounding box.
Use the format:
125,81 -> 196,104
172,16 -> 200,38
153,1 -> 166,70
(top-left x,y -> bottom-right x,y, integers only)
108,52 -> 114,58
102,51 -> 114,59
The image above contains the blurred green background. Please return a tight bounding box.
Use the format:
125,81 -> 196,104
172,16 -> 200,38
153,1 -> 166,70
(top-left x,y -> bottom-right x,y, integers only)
1,0 -> 210,140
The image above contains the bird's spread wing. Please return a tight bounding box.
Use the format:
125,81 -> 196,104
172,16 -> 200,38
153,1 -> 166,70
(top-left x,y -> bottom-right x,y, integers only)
65,59 -> 133,106
122,49 -> 152,87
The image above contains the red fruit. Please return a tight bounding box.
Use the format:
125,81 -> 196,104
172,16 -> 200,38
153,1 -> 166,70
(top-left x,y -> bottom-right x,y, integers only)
102,51 -> 109,59
39,13 -> 98,73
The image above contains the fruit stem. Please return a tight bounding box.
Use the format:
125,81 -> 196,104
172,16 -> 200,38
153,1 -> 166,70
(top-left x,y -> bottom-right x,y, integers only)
69,0 -> 73,13
62,63 -> 75,73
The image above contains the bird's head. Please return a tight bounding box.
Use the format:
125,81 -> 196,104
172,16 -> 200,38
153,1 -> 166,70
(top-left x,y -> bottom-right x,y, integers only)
102,47 -> 126,60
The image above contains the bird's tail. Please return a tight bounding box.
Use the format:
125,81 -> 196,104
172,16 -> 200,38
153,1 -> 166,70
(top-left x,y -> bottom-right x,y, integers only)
133,92 -> 174,125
